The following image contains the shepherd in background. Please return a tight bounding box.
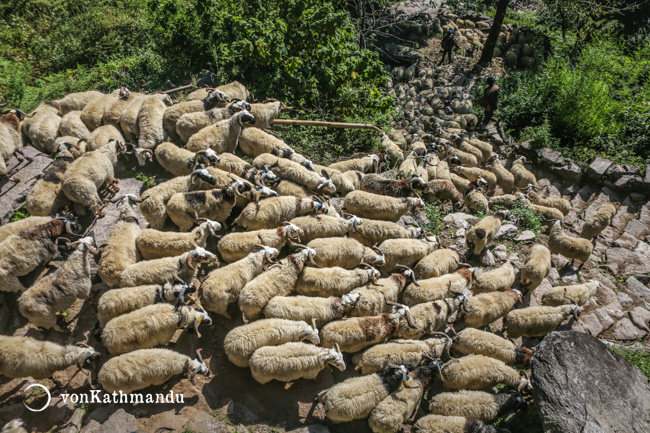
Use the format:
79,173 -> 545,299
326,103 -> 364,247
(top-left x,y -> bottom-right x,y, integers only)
482,76 -> 500,127
438,30 -> 459,65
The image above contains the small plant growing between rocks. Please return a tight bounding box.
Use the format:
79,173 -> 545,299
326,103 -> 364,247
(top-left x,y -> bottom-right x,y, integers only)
419,203 -> 444,236
509,201 -> 542,235
134,171 -> 157,188
609,347 -> 650,379
10,206 -> 29,222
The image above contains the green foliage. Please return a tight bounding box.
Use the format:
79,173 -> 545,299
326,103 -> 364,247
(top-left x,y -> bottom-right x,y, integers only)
487,34 -> 650,164
134,171 -> 157,188
420,203 -> 444,236
10,206 -> 29,222
610,346 -> 650,378
509,201 -> 542,235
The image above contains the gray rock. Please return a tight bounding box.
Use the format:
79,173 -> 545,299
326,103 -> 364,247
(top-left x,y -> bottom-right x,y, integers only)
580,313 -> 603,337
587,157 -> 613,180
594,309 -> 615,330
537,147 -> 563,165
532,331 -> 650,433
0,146 -> 53,224
613,232 -> 639,250
629,307 -> 650,332
614,174 -> 641,189
605,305 -> 625,321
493,244 -> 508,261
606,248 -> 650,276
630,192 -> 646,202
617,292 -> 634,309
624,219 -> 650,240
496,223 -> 518,240
515,230 -> 536,242
478,248 -> 495,267
626,277 -> 650,304
612,317 -> 647,340
82,408 -> 137,433
287,425 -> 331,433
606,164 -> 627,180
555,162 -> 582,181
644,164 -> 650,192
443,212 -> 475,223
454,228 -> 466,238
639,206 -> 650,226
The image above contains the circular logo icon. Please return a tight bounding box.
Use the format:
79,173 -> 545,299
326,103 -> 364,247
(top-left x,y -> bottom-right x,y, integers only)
23,384 -> 51,412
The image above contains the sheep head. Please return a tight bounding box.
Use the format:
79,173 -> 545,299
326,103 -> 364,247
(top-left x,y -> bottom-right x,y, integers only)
189,348 -> 210,381
190,168 -> 217,186
206,89 -> 228,105
310,196 -> 329,216
370,245 -> 386,268
187,247 -> 218,266
236,110 -> 256,127
198,219 -> 222,237
409,175 -> 427,191
320,345 -> 345,371
195,149 -> 221,167
299,319 -> 320,345
316,172 -> 336,195
250,185 -> 278,202
344,214 -> 363,232
339,292 -> 361,310
253,245 -> 280,262
395,265 -> 419,286
409,197 -> 425,211
278,222 -> 303,242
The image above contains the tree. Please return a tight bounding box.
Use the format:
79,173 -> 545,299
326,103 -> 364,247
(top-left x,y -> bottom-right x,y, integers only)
478,0 -> 511,65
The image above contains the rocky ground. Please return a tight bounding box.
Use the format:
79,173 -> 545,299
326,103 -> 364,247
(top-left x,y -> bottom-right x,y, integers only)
1,1 -> 649,432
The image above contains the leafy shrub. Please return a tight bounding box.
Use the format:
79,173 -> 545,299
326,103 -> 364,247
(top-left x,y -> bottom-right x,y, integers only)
10,206 -> 29,222
420,203 -> 444,236
509,201 -> 542,236
487,35 -> 650,164
610,346 -> 650,379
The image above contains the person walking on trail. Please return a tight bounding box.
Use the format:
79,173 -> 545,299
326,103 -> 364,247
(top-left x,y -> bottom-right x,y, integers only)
438,30 -> 458,65
482,76 -> 499,127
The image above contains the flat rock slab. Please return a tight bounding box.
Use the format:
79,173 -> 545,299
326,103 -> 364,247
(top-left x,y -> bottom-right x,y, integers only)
0,146 -> 52,224
532,331 -> 650,433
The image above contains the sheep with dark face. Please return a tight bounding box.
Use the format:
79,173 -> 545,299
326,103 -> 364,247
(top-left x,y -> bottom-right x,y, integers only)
352,335 -> 451,374
186,110 -> 256,153
117,247 -> 218,288
360,174 -> 427,198
0,217 -> 80,292
163,89 -> 228,140
344,190 -> 424,222
452,328 -> 533,365
318,366 -> 410,423
177,100 -> 251,143
423,179 -> 463,210
139,169 -> 218,230
398,293 -> 468,339
18,237 -> 99,331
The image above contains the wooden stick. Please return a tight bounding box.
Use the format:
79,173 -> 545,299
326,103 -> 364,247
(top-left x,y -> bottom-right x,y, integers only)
163,83 -> 196,95
271,119 -> 383,133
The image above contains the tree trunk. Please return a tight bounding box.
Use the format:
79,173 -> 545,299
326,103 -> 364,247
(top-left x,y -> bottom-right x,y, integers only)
478,0 -> 510,65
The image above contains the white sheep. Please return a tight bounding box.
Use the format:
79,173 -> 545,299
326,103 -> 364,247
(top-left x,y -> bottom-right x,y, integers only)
137,94 -> 174,149
186,110 -> 256,153
520,243 -> 552,291
224,318 -> 319,367
176,100 -> 251,143
452,328 -> 533,365
344,190 -> 424,222
0,335 -> 96,379
97,281 -> 195,327
18,237 -> 99,331
306,237 -> 386,268
136,219 -> 221,260
98,348 -> 209,393
101,303 -> 211,354
201,246 -> 279,317
249,342 -> 345,384
264,293 -> 361,327
217,222 -> 302,263
505,304 -> 581,338
295,265 -> 380,297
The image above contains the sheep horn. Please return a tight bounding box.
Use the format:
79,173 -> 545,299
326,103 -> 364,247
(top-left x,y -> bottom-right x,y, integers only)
196,348 -> 204,363
334,343 -> 341,353
308,254 -> 320,268
312,318 -> 318,331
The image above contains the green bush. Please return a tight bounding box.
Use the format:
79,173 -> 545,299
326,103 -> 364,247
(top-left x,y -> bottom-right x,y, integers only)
610,347 -> 650,379
487,35 -> 650,164
419,203 -> 444,236
509,201 -> 542,236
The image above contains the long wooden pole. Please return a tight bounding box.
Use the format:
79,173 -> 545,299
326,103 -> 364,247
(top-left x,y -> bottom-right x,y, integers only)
271,119 -> 383,133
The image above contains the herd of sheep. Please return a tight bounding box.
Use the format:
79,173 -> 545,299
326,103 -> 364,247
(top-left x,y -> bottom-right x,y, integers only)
0,73 -> 617,433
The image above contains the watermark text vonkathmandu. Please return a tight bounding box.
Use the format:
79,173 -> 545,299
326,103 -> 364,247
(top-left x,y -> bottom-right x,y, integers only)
60,390 -> 184,405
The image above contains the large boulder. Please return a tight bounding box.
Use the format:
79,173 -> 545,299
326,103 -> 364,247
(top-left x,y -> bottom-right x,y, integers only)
531,331 -> 650,433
